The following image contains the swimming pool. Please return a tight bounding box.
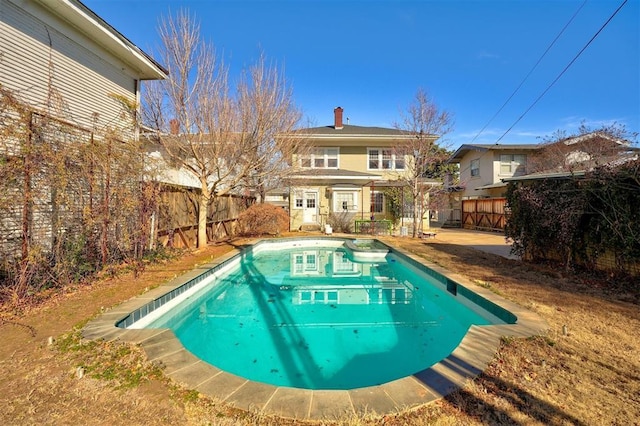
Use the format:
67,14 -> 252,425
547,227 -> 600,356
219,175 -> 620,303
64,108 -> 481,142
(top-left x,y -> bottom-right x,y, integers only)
118,238 -> 516,390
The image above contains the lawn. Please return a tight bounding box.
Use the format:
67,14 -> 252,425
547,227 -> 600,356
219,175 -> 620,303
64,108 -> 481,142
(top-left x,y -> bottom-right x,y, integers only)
1,235 -> 638,425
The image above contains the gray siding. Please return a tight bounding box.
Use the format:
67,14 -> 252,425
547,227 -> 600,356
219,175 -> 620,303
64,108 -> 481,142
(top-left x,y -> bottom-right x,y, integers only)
0,0 -> 138,132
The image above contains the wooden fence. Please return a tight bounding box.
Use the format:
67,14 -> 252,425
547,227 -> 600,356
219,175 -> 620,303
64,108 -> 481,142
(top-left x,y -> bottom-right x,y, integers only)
155,187 -> 253,248
462,198 -> 507,231
0,98 -> 253,264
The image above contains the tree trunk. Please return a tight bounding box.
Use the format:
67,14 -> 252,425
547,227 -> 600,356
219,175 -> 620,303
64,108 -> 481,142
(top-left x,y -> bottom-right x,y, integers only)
412,179 -> 419,238
197,190 -> 209,248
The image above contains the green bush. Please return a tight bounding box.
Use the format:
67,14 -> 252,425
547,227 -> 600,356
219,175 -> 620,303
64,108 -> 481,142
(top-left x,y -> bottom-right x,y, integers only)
505,159 -> 640,272
237,203 -> 289,236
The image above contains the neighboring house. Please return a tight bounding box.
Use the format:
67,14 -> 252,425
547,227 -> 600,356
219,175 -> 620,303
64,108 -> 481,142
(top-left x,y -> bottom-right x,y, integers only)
0,0 -> 166,255
444,144 -> 539,230
502,131 -> 639,187
263,189 -> 289,211
287,107 -> 438,233
527,131 -> 639,173
444,132 -> 638,230
446,144 -> 539,199
0,0 -> 167,131
141,128 -> 257,247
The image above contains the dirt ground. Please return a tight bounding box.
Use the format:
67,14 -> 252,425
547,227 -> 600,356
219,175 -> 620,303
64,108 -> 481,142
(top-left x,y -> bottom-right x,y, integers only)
1,234 -> 638,425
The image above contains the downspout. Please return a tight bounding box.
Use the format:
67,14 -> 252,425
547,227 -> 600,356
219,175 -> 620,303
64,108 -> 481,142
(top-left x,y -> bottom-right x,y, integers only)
370,181 -> 375,235
134,79 -> 140,142
401,188 -> 404,227
370,181 -> 375,221
361,184 -> 366,220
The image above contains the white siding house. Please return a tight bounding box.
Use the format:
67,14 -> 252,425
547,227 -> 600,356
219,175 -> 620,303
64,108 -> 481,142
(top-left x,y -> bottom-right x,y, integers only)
0,0 -> 166,257
0,0 -> 166,131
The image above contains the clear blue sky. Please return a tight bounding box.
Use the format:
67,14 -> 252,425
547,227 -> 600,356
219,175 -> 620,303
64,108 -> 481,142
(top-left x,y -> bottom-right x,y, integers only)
84,0 -> 639,149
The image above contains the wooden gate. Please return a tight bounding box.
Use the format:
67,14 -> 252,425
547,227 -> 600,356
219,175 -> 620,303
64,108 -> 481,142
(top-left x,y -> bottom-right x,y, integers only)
462,198 -> 506,231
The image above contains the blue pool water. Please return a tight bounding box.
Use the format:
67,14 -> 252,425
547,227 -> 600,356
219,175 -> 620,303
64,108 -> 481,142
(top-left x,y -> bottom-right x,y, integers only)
142,240 -> 510,390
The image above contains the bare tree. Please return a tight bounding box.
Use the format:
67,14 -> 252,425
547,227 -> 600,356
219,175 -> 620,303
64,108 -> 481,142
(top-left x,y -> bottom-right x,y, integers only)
394,88 -> 454,237
143,11 -> 304,248
528,122 -> 638,174
235,52 -> 304,203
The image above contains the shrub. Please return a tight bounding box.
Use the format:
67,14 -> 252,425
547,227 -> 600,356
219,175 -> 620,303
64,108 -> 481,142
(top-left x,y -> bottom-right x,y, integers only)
505,159 -> 640,273
327,212 -> 354,233
237,203 -> 289,236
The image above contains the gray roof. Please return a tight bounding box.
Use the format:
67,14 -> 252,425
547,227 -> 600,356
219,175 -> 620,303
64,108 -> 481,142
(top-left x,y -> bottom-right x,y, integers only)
475,182 -> 508,190
296,124 -> 419,138
372,178 -> 441,187
448,143 -> 540,162
561,131 -> 630,147
502,170 -> 587,182
292,169 -> 381,179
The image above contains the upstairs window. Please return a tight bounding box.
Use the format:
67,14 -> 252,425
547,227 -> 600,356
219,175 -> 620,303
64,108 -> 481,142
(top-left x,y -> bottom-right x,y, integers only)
368,149 -> 380,169
301,148 -> 338,169
470,159 -> 480,177
500,154 -> 526,176
368,148 -> 405,170
382,150 -> 392,169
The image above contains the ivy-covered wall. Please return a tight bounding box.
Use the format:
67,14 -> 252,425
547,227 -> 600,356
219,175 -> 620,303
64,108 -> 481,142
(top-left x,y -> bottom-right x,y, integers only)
505,159 -> 640,275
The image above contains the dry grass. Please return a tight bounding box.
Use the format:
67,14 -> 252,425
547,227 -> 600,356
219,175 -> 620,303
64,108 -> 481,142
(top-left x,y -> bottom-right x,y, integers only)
1,235 -> 638,425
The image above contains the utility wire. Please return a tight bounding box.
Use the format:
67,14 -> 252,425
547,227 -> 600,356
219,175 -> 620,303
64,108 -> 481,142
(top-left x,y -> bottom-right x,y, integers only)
470,0 -> 588,144
494,0 -> 629,144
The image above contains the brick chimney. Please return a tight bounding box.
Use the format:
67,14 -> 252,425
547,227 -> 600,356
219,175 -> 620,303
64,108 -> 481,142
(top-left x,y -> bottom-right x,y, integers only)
334,107 -> 344,130
169,119 -> 180,135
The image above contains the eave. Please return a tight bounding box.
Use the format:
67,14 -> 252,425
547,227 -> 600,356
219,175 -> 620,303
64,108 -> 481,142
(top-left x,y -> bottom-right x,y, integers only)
502,170 -> 586,182
37,0 -> 168,80
448,143 -> 540,163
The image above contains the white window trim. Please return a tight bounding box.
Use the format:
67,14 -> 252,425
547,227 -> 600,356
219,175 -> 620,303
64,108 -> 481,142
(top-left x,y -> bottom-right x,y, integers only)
332,190 -> 359,212
300,147 -> 339,169
293,190 -> 304,209
367,148 -> 405,171
499,154 -> 527,176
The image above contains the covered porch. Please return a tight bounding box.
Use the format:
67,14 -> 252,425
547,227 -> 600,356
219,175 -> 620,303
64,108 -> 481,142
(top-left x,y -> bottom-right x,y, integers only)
289,170 -> 438,235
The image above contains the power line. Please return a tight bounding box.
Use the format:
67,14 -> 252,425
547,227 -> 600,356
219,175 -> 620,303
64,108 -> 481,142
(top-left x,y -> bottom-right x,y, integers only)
494,0 -> 629,144
470,0 -> 588,144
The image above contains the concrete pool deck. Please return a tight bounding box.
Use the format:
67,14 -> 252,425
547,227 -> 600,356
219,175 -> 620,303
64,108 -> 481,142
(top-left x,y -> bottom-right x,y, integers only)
82,236 -> 547,421
406,224 -> 519,260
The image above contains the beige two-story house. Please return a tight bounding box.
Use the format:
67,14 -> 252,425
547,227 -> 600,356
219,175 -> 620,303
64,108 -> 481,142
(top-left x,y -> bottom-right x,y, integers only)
288,107 -> 438,233
447,144 -> 539,199
444,144 -> 539,230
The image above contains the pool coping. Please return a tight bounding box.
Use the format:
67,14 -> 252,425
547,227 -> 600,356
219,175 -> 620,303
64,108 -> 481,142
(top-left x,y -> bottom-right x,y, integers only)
81,237 -> 548,421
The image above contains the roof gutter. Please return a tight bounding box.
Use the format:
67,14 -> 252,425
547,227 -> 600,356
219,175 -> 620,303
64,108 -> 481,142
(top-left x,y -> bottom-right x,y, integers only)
37,0 -> 168,79
502,170 -> 586,183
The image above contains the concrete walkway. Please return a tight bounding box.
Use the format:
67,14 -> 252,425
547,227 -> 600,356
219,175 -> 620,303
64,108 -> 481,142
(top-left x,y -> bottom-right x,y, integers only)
420,225 -> 518,260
